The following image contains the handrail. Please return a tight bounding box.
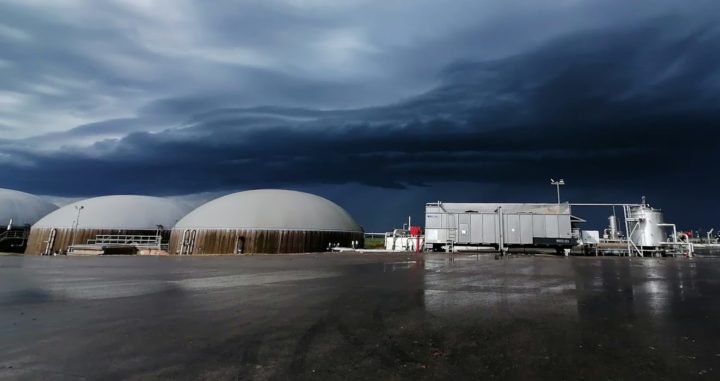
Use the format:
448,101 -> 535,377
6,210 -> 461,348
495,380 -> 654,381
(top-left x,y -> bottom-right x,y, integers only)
0,230 -> 27,241
84,234 -> 163,248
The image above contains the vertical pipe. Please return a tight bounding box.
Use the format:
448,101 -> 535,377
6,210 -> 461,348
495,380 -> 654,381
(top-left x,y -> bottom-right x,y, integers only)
498,207 -> 505,254
624,205 -> 632,257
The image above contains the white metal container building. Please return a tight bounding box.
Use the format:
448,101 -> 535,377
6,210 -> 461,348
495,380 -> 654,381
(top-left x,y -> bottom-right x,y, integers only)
425,202 -> 575,252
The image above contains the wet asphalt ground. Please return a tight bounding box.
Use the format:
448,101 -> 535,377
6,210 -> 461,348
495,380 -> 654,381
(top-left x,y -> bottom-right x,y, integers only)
1,253 -> 719,380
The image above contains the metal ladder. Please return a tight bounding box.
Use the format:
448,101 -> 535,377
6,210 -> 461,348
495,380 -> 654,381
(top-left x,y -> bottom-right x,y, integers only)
446,229 -> 456,253
623,205 -> 643,257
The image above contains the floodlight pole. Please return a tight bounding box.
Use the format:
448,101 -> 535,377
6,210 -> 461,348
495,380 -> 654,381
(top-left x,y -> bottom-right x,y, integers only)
70,205 -> 84,249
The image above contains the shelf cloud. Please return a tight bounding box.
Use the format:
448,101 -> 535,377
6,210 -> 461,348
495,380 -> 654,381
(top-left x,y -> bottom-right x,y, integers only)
1,0 -> 718,229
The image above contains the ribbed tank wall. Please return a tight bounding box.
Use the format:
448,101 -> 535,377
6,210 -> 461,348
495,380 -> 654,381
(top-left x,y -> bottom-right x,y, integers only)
169,229 -> 364,255
25,228 -> 167,255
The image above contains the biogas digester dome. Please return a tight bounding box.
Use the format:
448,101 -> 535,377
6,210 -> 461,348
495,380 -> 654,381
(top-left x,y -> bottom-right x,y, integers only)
0,188 -> 58,228
0,188 -> 58,252
169,190 -> 364,254
25,195 -> 188,255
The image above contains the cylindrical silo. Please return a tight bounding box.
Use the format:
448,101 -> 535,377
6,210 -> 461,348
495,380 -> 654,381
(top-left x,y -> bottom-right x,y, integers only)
627,205 -> 665,247
607,215 -> 620,240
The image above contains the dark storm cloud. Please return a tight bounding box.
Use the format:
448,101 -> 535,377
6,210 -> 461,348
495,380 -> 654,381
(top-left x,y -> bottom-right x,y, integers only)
3,0 -> 712,139
0,0 -> 434,138
3,20 -> 719,199
1,1 -> 720,229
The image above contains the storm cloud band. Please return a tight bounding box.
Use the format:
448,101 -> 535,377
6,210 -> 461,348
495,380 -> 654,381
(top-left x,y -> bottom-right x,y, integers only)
0,1 -> 718,229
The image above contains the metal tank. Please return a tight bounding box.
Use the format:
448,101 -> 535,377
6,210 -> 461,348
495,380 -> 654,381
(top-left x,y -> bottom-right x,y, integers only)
627,205 -> 665,247
607,215 -> 620,240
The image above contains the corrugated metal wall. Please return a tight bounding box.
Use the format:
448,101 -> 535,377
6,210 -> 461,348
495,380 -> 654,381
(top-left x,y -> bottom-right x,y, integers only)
25,228 -> 168,255
426,209 -> 572,246
168,229 -> 364,255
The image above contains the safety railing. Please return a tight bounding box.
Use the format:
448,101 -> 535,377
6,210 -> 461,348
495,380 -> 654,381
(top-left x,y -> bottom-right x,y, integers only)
86,235 -> 162,248
0,230 -> 27,242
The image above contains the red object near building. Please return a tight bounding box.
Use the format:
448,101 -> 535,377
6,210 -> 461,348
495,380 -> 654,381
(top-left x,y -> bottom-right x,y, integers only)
409,226 -> 423,253
409,226 -> 422,236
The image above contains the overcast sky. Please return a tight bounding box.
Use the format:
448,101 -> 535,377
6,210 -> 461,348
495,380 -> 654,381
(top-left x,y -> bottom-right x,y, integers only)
1,0 -> 719,231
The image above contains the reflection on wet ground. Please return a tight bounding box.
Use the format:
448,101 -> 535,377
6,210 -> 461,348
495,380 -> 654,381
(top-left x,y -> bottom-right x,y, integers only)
1,254 -> 719,380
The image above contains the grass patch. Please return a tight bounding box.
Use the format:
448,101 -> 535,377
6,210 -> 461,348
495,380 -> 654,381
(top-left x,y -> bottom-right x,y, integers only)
364,237 -> 385,249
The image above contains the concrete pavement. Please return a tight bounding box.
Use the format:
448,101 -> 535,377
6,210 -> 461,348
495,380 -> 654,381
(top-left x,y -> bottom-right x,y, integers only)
1,254 -> 719,380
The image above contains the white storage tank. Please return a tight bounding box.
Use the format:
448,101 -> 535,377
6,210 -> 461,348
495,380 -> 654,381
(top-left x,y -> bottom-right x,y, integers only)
628,205 -> 666,247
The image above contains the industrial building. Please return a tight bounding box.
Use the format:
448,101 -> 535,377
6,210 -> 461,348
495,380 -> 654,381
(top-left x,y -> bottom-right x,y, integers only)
25,195 -> 188,255
169,189 -> 364,255
0,188 -> 58,253
420,198 -> 693,257
424,202 -> 577,253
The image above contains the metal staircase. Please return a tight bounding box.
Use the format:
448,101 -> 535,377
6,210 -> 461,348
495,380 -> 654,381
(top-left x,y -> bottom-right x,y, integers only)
622,205 -> 643,257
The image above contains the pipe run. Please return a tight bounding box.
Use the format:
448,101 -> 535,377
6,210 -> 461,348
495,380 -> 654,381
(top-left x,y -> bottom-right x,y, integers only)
657,223 -> 694,257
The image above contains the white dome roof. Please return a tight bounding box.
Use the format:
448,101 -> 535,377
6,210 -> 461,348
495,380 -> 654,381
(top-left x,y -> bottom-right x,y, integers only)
0,188 -> 58,227
33,195 -> 188,229
175,189 -> 363,232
